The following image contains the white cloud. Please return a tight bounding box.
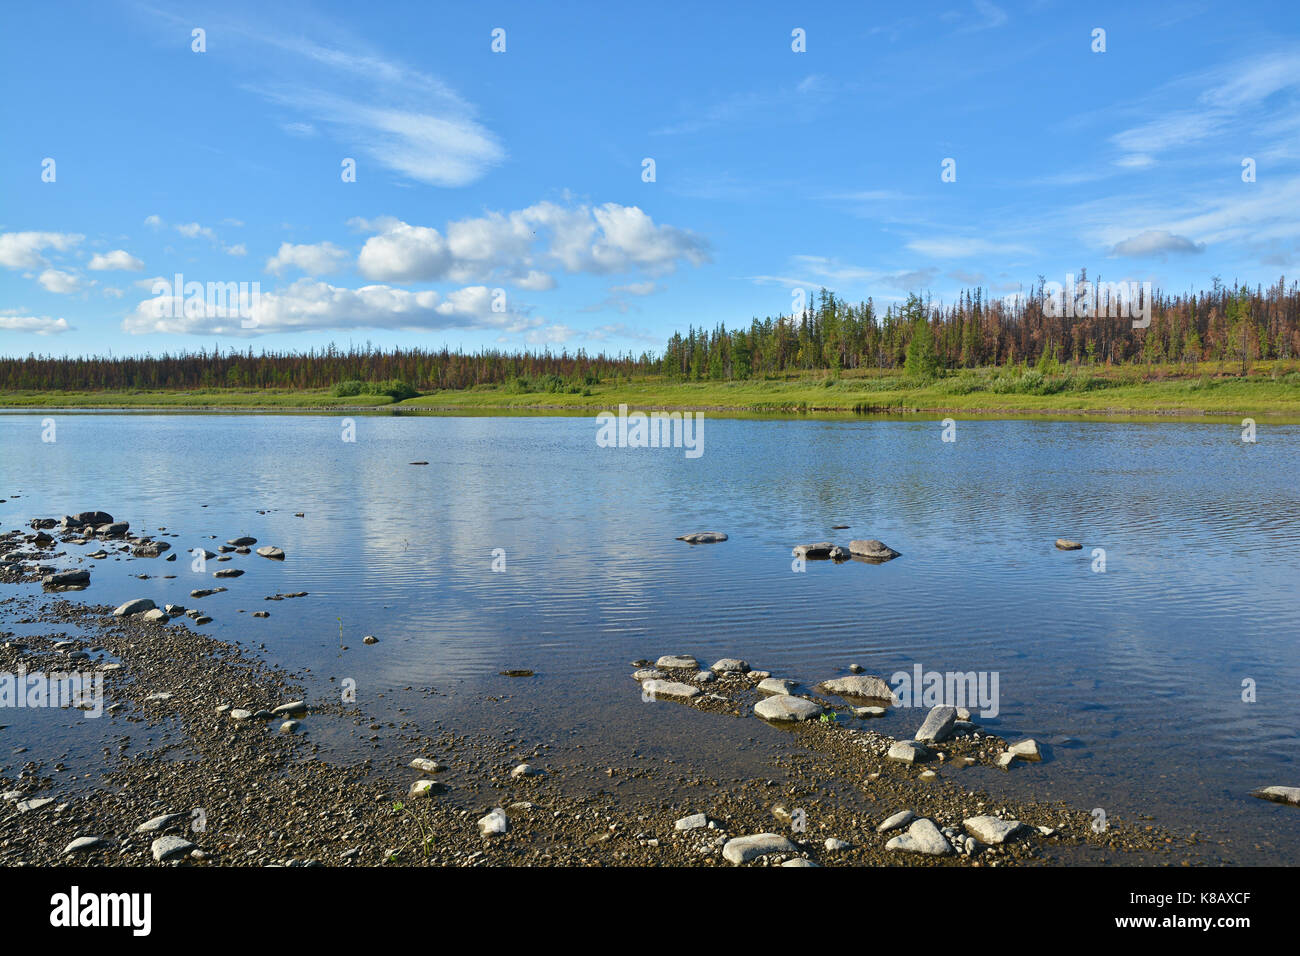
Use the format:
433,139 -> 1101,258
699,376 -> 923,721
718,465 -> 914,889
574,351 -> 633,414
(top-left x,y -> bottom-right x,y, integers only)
0,231 -> 83,270
355,202 -> 709,286
122,278 -> 547,338
89,249 -> 145,271
176,222 -> 217,240
37,268 -> 84,294
611,280 -> 659,296
245,29 -> 505,188
266,241 -> 350,277
1110,229 -> 1205,258
0,312 -> 72,334
904,237 -> 1032,259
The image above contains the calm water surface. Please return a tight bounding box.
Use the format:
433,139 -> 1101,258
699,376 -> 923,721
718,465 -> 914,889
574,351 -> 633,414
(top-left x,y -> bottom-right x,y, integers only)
2,412 -> 1298,861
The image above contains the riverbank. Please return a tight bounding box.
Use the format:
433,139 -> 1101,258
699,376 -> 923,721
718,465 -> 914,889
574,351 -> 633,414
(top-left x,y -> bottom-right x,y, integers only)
2,362 -> 1299,419
0,516 -> 1209,867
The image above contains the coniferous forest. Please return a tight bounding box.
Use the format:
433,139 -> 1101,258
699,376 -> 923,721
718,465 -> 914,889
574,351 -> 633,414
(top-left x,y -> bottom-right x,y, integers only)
1,276 -> 1296,392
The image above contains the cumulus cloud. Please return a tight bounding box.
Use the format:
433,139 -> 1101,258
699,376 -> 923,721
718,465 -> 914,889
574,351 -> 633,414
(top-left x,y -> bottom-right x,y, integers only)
37,268 -> 84,294
1109,229 -> 1205,258
355,202 -> 709,286
121,278 -> 551,338
176,222 -> 217,240
89,249 -> 145,271
0,231 -> 83,270
0,312 -> 72,334
266,241 -> 350,277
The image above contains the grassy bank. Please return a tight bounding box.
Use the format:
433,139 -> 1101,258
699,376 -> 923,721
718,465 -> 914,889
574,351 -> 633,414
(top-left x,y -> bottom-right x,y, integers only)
2,362 -> 1299,418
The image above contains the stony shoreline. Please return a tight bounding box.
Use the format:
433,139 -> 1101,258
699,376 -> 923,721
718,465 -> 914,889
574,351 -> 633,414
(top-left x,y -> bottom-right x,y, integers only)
0,513 -> 1231,867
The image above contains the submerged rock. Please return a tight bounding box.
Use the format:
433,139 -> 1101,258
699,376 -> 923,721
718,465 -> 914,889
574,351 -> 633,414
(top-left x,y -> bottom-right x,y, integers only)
1055,538 -> 1083,550
676,532 -> 728,544
641,679 -> 701,701
792,542 -> 836,558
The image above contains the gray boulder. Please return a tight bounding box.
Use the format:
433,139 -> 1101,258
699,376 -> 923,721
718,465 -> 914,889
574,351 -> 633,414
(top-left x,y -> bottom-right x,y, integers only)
655,654 -> 698,670
915,705 -> 958,743
885,818 -> 953,856
113,598 -> 156,617
722,833 -> 800,865
641,679 -> 701,701
849,539 -> 901,561
753,695 -> 823,722
963,815 -> 1027,845
1251,786 -> 1300,807
818,674 -> 894,700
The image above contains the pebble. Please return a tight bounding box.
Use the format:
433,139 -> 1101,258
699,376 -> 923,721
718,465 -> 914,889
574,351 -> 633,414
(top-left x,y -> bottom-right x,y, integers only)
876,810 -> 915,833
63,836 -> 106,855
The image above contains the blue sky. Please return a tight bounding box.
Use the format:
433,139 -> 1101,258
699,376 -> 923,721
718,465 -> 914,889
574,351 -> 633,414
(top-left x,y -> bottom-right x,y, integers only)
2,0 -> 1298,358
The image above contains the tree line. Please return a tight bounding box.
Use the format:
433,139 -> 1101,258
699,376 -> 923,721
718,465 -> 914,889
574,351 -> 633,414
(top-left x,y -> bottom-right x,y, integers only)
662,275 -> 1299,380
1,274 -> 1296,391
